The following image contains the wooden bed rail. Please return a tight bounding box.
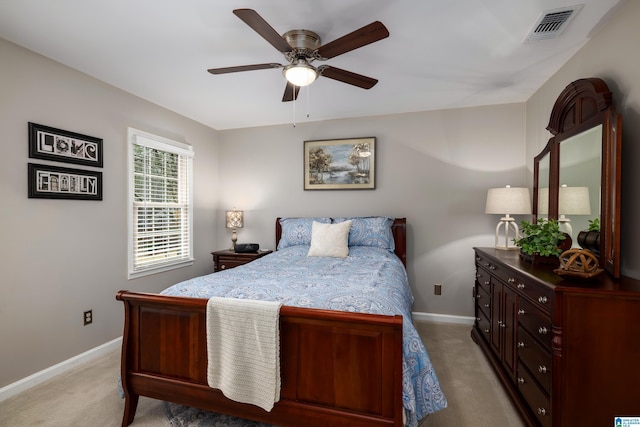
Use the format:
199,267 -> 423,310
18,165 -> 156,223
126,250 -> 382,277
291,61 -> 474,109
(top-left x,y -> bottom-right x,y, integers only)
116,290 -> 405,427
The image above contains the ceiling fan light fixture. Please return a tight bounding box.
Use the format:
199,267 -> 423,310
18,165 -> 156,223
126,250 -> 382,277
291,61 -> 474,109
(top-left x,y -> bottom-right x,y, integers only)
283,61 -> 318,87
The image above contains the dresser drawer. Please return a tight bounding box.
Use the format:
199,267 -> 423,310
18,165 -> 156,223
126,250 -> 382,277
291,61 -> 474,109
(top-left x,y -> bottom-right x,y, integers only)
518,326 -> 552,394
476,306 -> 491,340
512,274 -> 554,313
475,264 -> 493,292
517,297 -> 553,349
517,362 -> 551,427
476,283 -> 491,319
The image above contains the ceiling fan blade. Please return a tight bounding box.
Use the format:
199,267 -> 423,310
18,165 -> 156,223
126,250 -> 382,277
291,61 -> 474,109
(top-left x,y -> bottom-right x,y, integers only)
319,66 -> 378,89
317,21 -> 389,59
282,82 -> 300,102
208,63 -> 281,74
233,9 -> 293,53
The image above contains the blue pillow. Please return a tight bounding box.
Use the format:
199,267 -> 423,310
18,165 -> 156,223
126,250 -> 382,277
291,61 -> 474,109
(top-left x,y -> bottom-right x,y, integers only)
332,216 -> 395,252
277,217 -> 331,249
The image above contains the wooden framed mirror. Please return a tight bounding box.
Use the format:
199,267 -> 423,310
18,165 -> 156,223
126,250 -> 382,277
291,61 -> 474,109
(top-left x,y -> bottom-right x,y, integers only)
534,78 -> 622,277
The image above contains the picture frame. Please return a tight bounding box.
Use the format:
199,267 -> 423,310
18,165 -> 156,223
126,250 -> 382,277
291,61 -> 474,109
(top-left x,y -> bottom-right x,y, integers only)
28,163 -> 102,200
28,122 -> 103,167
304,137 -> 376,190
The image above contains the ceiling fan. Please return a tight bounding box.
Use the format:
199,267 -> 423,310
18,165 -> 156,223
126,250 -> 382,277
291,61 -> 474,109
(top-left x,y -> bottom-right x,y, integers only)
207,9 -> 389,102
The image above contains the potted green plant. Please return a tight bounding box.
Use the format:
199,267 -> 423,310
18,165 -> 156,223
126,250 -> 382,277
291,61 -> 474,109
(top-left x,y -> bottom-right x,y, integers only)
514,218 -> 569,265
577,218 -> 600,255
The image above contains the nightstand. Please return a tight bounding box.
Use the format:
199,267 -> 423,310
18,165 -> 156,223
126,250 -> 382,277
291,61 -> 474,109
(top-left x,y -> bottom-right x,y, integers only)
210,249 -> 273,272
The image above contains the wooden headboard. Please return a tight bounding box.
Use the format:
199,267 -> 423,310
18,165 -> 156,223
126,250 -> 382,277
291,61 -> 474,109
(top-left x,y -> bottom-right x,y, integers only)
275,217 -> 407,267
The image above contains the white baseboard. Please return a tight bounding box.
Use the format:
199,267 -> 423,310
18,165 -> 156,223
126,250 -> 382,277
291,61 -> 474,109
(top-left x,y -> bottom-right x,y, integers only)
413,311 -> 475,325
0,337 -> 122,403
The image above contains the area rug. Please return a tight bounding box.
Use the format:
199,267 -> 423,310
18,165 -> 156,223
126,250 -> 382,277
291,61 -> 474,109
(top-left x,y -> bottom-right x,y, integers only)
163,402 -> 277,427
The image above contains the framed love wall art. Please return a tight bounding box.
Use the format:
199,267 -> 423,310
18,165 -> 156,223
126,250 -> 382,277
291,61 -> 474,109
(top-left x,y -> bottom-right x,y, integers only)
304,137 -> 376,190
29,122 -> 103,167
28,163 -> 102,200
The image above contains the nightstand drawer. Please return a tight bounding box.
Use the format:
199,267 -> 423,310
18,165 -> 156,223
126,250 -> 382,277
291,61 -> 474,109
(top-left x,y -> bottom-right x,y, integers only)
211,249 -> 273,272
217,258 -> 246,271
518,326 -> 552,394
517,297 -> 552,350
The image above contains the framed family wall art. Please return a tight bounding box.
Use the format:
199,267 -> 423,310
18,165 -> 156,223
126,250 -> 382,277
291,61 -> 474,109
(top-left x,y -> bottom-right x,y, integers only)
303,137 -> 376,190
28,163 -> 102,200
28,122 -> 103,167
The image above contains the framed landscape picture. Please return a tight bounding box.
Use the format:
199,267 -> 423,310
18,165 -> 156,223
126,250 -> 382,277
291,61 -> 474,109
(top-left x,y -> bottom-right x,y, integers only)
304,137 -> 376,190
29,122 -> 103,167
28,163 -> 102,200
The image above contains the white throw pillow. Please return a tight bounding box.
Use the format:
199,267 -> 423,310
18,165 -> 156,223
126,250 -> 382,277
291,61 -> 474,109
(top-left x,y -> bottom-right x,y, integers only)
307,220 -> 352,258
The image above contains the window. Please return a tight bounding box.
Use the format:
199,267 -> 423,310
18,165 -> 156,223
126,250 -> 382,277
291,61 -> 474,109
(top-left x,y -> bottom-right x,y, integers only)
128,128 -> 194,278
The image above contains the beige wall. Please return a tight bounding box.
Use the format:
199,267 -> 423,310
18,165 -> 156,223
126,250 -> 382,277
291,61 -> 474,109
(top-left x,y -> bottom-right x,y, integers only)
217,105 -> 527,317
2,0 -> 638,391
0,38 -> 220,387
525,0 -> 640,278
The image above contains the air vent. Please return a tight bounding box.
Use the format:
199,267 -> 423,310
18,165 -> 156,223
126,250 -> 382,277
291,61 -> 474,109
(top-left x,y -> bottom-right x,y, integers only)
526,5 -> 583,42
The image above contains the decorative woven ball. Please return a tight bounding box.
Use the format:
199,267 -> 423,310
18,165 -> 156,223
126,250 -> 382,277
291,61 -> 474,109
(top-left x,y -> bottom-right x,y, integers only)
558,249 -> 600,273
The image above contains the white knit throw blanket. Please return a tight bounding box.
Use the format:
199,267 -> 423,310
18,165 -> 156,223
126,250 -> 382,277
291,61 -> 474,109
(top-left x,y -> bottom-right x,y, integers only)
206,297 -> 283,412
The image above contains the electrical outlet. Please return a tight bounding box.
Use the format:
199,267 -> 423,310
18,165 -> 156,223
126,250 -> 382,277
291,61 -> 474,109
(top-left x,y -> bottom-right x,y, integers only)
84,309 -> 93,325
434,284 -> 442,295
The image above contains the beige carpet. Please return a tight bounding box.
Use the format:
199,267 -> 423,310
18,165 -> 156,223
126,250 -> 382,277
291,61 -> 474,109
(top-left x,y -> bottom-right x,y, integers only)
0,321 -> 523,427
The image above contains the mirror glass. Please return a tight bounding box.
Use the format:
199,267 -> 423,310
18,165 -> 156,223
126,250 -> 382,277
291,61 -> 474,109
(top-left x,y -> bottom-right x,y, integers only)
535,150 -> 550,220
558,126 -> 602,246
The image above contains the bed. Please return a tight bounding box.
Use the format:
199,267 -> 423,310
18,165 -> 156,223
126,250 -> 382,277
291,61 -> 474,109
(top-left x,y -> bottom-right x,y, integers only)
117,217 -> 446,427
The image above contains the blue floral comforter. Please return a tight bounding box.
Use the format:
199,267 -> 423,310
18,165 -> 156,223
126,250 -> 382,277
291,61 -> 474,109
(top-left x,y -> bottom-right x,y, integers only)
162,245 -> 447,426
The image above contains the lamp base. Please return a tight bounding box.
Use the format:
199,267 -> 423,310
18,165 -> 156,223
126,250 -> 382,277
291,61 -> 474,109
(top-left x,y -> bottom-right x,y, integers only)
495,216 -> 520,250
230,229 -> 237,251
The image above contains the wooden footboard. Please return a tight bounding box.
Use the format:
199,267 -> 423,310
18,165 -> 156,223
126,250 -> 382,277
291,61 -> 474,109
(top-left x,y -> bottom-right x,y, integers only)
116,291 -> 404,427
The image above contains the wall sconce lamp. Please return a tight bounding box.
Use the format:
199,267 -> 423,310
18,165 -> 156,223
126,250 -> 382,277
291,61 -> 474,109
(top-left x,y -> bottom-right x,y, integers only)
485,185 -> 532,250
225,209 -> 244,250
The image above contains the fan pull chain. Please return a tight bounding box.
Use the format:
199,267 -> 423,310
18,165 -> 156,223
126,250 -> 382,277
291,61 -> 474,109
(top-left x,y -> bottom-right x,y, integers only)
306,85 -> 310,118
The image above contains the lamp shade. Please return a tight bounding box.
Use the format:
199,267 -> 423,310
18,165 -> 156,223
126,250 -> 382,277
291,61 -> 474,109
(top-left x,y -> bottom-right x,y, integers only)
485,186 -> 532,215
225,210 -> 244,229
537,186 -> 591,215
559,185 -> 591,215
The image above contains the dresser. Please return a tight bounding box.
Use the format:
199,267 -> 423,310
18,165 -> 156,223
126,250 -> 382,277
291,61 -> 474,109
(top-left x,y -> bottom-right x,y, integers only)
211,249 -> 272,272
471,247 -> 640,427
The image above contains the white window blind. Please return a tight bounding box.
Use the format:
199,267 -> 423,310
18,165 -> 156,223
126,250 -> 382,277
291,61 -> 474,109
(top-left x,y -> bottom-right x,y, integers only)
128,128 -> 194,278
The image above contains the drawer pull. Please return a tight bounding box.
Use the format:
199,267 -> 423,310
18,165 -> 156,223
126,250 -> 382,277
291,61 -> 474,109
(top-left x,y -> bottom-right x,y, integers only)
508,277 -> 515,284
489,265 -> 496,271
484,281 -> 490,286
538,326 -> 548,335
538,365 -> 548,374
475,294 -> 482,299
517,377 -> 525,384
517,341 -> 525,348
484,262 -> 490,267
538,296 -> 548,304
484,303 -> 490,308
476,317 -> 481,322
484,329 -> 490,334
537,408 -> 547,416
221,264 -> 227,269
517,309 -> 526,315
516,283 -> 525,289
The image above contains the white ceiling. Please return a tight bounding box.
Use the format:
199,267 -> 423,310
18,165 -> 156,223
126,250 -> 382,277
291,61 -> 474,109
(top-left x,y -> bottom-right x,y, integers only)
0,0 -> 623,130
